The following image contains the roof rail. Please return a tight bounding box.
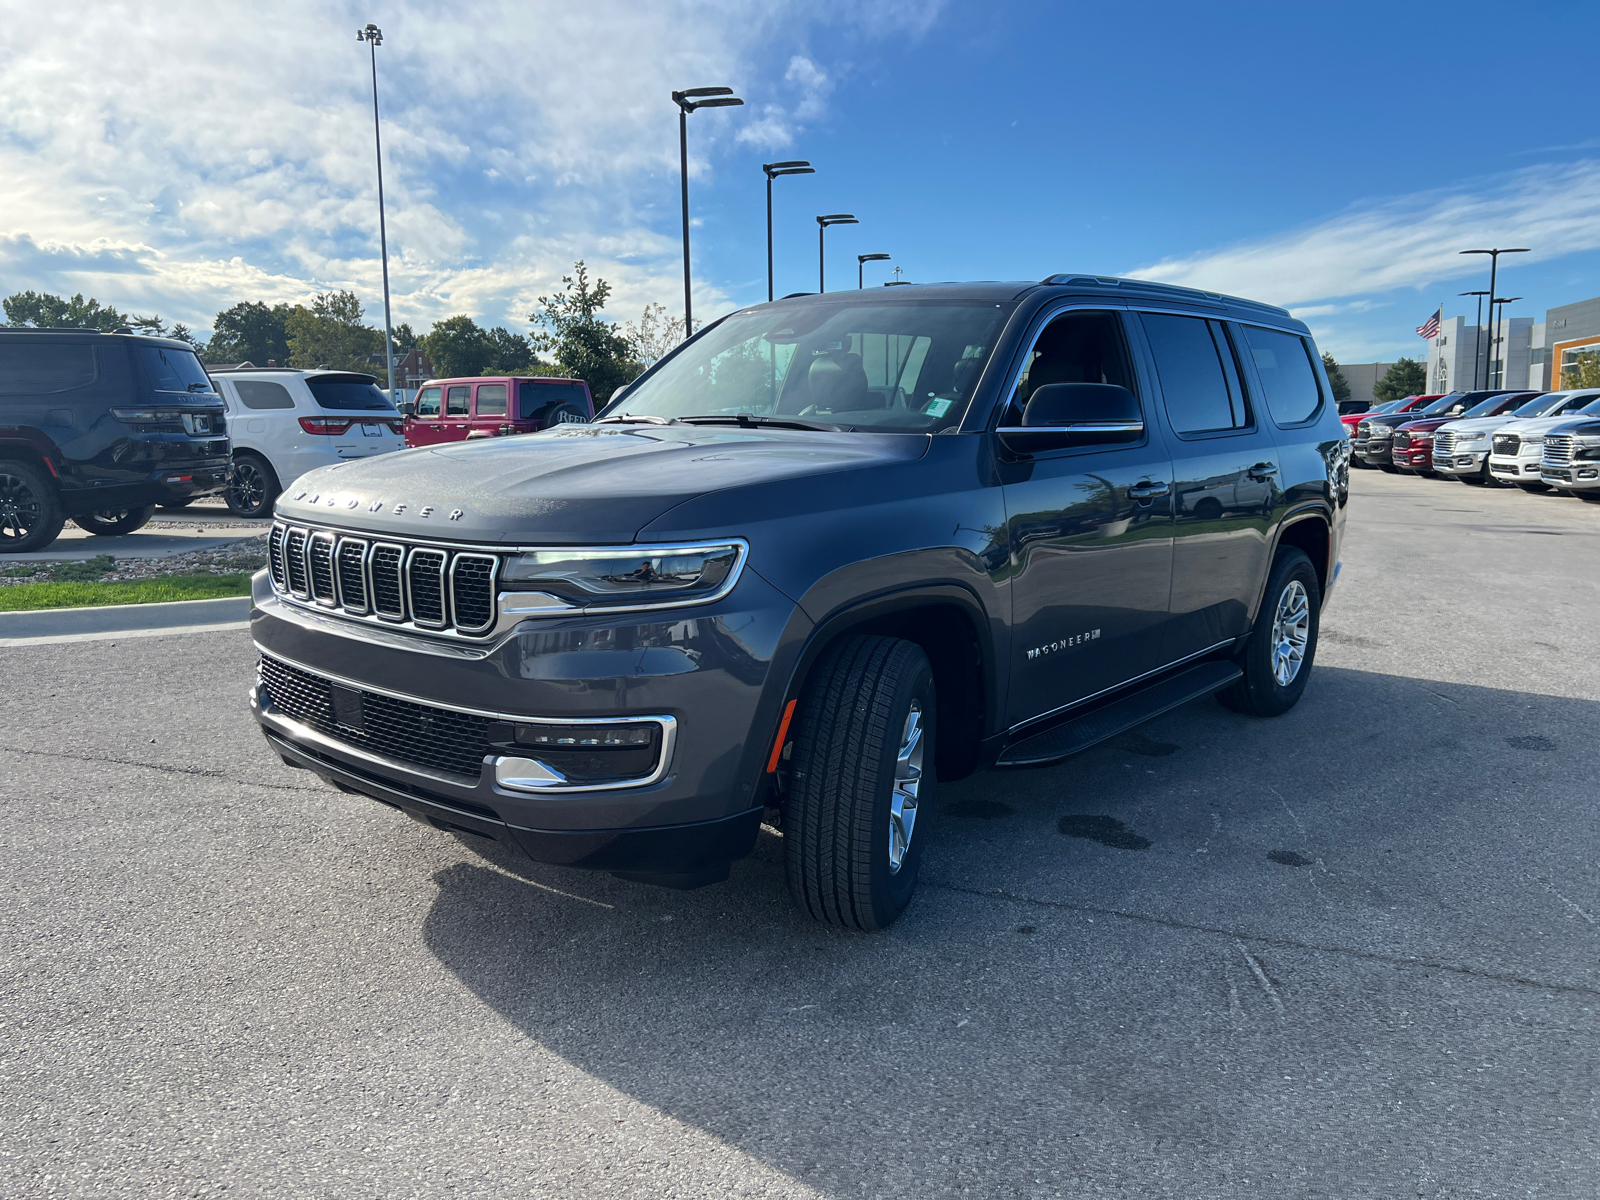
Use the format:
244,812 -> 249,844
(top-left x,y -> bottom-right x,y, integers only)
1038,273 -> 1291,317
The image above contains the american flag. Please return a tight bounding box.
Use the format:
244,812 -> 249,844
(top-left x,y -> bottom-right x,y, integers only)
1416,308 -> 1441,340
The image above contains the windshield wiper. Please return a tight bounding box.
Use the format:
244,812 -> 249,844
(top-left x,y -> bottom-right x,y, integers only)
678,414 -> 845,432
593,413 -> 681,426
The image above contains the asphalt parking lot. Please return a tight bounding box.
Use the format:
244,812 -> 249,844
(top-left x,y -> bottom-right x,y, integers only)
3,469 -> 1597,1199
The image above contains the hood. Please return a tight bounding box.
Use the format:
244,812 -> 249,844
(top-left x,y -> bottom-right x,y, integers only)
1395,416 -> 1454,433
1548,418 -> 1600,439
1438,414 -> 1530,433
1493,413 -> 1600,435
272,423 -> 929,544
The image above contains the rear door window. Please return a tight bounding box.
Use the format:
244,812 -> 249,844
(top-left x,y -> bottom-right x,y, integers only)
415,386 -> 441,417
475,383 -> 508,416
446,386 -> 471,416
1241,326 -> 1323,425
1140,313 -> 1245,434
0,340 -> 98,394
234,380 -> 296,410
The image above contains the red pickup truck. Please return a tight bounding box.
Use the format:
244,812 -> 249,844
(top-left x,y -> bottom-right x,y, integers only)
403,375 -> 593,447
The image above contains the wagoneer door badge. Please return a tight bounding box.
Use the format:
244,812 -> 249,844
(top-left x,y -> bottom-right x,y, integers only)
1026,629 -> 1100,660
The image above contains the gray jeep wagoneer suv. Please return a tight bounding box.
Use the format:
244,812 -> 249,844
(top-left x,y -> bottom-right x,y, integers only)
250,276 -> 1348,929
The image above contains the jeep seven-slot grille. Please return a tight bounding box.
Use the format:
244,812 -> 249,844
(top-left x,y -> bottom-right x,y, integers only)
1545,434 -> 1574,465
268,522 -> 499,636
258,654 -> 493,780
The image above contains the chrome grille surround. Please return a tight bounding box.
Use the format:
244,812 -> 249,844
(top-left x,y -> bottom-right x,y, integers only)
335,538 -> 368,613
283,528 -> 310,597
308,531 -> 338,606
267,525 -> 287,589
449,554 -> 499,634
405,547 -> 449,629
1544,434 -> 1574,466
1433,432 -> 1456,457
369,543 -> 406,620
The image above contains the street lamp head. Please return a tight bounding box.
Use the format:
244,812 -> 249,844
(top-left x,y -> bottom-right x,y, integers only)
691,96 -> 744,110
358,22 -> 382,44
858,253 -> 890,264
1494,296 -> 1523,305
1459,290 -> 1491,296
764,160 -> 814,179
1460,247 -> 1531,255
678,86 -> 734,98
673,86 -> 742,113
817,213 -> 858,227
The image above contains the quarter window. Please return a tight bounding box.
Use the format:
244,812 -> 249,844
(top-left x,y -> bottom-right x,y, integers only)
446,386 -> 470,416
1242,326 -> 1323,425
233,380 -> 296,410
1140,313 -> 1246,434
475,383 -> 508,416
415,386 -> 441,417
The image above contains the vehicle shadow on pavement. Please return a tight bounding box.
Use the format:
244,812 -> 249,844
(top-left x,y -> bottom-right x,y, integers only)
417,665 -> 1599,1196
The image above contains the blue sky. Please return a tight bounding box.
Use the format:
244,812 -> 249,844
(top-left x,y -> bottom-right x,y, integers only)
4,0 -> 1600,363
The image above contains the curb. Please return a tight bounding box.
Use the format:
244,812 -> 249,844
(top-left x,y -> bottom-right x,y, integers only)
0,595 -> 252,640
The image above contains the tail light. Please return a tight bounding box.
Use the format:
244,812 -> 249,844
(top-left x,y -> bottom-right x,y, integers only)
299,417 -> 354,436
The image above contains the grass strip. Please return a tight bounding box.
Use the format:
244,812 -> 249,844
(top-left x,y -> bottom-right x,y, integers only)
0,572 -> 253,612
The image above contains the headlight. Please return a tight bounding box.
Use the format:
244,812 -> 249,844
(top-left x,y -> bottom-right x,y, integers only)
1525,436 -> 1544,448
1456,431 -> 1486,442
500,541 -> 746,612
1575,439 -> 1600,461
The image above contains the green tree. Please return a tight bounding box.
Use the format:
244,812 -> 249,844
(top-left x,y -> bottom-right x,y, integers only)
285,291 -> 383,376
1321,352 -> 1352,407
4,290 -> 128,331
485,325 -> 536,374
529,261 -> 639,403
1374,357 -> 1428,403
418,315 -> 493,378
1563,350 -> 1600,389
205,301 -> 293,365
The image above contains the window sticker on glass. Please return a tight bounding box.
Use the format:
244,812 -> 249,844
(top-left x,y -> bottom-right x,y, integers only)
924,398 -> 953,417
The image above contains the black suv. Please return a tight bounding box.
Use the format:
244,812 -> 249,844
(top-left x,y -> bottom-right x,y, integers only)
250,277 -> 1348,929
0,330 -> 230,551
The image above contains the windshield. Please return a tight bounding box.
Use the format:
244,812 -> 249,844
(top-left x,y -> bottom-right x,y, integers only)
1464,394 -> 1524,418
1514,393 -> 1562,416
1580,396 -> 1600,414
137,344 -> 216,396
604,300 -> 1015,432
306,374 -> 395,411
1421,393 -> 1470,416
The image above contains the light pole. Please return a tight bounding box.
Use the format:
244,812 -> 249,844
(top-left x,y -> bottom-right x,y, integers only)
1460,248 -> 1529,390
357,23 -> 396,404
815,214 -> 857,292
763,161 -> 814,303
1458,291 -> 1489,390
858,253 -> 890,289
1491,296 -> 1521,389
672,87 -> 743,335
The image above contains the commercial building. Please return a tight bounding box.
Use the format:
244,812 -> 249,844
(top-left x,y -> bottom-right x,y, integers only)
1426,315 -> 1533,393
1540,296 -> 1600,389
1338,362 -> 1397,409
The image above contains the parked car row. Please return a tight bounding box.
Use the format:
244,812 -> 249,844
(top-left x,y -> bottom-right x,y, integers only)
1349,387 -> 1600,500
0,331 -> 597,550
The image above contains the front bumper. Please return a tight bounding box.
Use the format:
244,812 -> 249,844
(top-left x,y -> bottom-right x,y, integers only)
1394,440 -> 1436,472
1489,454 -> 1542,480
248,564 -> 808,876
1541,463 -> 1600,490
1432,449 -> 1488,476
1355,437 -> 1393,466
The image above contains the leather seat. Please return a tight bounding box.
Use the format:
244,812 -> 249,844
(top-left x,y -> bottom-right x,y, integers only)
806,351 -> 879,411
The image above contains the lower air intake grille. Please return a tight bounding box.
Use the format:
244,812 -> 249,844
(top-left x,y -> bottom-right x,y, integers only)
259,654 -> 494,780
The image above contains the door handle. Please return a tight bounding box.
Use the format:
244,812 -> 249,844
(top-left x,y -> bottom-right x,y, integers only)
1248,463 -> 1278,480
1128,480 -> 1170,500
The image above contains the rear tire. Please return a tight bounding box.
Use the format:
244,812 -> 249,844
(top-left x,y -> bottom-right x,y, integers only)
1218,548 -> 1321,718
72,505 -> 156,536
226,453 -> 280,519
0,461 -> 66,553
784,635 -> 936,931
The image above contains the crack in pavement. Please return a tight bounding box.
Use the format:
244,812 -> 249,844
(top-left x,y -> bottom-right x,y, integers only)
0,743 -> 322,794
923,879 -> 1600,999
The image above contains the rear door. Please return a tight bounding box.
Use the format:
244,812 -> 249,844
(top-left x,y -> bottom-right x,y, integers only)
471,381 -> 509,436
1133,312 -> 1282,662
441,384 -> 472,441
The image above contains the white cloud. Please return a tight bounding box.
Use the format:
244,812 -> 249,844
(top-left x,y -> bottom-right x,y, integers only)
0,0 -> 936,335
1126,160 -> 1600,310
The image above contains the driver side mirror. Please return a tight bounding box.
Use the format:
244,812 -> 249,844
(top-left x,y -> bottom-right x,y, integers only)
998,383 -> 1144,454
399,401 -> 415,417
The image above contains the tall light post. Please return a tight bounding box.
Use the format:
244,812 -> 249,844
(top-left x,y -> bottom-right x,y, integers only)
1460,248 -> 1529,390
672,87 -> 743,335
1491,296 -> 1521,389
858,253 -> 890,289
357,23 -> 396,403
762,161 -> 814,303
815,214 -> 857,292
1459,290 -> 1489,390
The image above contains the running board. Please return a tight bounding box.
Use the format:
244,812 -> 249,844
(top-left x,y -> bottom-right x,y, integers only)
995,660 -> 1242,769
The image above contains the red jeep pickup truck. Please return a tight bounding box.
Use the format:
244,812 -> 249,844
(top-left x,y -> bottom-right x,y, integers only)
403,376 -> 592,447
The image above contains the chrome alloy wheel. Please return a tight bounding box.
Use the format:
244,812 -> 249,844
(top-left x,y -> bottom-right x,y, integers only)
0,471 -> 43,542
888,701 -> 924,873
1270,579 -> 1311,687
230,460 -> 267,511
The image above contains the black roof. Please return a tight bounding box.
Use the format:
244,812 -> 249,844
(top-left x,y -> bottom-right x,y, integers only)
0,327 -> 198,349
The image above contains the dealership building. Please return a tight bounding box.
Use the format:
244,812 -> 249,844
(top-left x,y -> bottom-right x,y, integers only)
1423,293 -> 1600,394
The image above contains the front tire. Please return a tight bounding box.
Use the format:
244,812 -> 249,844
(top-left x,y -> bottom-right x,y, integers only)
784,635 -> 936,931
1218,548 -> 1321,718
72,505 -> 156,536
0,462 -> 66,553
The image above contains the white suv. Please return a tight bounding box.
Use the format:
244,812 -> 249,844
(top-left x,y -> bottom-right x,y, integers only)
208,369 -> 405,517
1485,390 -> 1600,491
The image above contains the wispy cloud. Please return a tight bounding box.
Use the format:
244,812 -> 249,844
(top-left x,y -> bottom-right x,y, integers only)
1126,160 -> 1600,310
0,0 -> 936,335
